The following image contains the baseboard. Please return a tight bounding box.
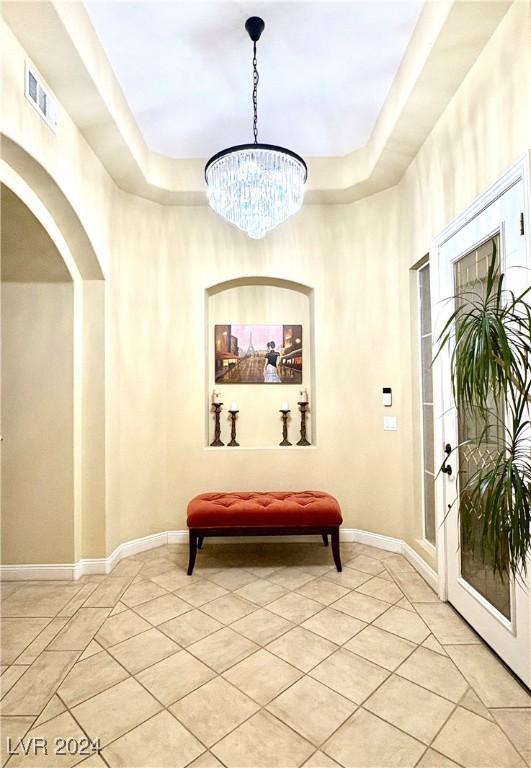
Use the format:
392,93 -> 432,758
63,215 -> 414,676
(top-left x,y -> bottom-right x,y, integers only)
343,529 -> 438,591
401,541 -> 439,592
345,528 -> 403,553
0,532 -> 171,582
0,563 -> 80,581
0,528 -> 438,591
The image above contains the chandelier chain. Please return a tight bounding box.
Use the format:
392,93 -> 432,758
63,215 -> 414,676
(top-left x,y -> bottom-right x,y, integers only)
252,41 -> 259,144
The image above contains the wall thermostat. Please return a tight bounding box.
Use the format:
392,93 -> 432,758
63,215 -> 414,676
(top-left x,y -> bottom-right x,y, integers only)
383,387 -> 392,407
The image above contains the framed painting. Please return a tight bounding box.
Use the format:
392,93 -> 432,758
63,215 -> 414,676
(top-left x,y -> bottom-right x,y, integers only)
215,324 -> 302,384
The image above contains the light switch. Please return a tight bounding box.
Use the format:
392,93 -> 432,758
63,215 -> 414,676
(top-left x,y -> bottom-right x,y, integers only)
384,416 -> 397,431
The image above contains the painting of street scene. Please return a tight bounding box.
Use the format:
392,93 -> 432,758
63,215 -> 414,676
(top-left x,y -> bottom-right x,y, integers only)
215,324 -> 303,384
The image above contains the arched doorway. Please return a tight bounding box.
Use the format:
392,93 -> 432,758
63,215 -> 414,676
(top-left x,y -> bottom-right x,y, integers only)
1,145 -> 106,575
1,187 -> 76,566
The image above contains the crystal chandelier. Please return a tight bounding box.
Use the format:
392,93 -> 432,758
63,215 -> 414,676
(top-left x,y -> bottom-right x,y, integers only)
205,17 -> 307,239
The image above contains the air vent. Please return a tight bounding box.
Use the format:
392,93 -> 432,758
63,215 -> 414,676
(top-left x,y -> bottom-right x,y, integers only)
24,62 -> 58,132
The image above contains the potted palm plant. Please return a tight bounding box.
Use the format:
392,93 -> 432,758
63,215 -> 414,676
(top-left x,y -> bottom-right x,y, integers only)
436,240 -> 531,579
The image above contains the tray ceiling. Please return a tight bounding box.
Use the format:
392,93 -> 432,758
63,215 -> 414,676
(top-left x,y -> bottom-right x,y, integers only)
84,1 -> 423,159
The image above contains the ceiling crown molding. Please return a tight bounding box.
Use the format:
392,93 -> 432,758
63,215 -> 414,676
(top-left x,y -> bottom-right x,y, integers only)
2,0 -> 512,205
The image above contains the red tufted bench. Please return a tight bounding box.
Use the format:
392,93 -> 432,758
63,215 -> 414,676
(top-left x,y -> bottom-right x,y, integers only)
186,491 -> 342,575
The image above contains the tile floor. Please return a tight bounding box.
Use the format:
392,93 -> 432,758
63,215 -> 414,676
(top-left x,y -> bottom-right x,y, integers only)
1,541 -> 530,768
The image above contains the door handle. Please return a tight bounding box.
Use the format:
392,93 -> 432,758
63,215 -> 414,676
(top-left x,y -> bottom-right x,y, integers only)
441,443 -> 452,476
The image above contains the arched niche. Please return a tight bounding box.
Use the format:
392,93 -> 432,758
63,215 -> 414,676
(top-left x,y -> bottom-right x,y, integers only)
205,276 -> 316,448
1,148 -> 106,568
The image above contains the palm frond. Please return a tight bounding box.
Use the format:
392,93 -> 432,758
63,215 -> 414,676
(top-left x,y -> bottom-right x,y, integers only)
460,391 -> 531,578
435,240 -> 531,415
436,239 -> 531,579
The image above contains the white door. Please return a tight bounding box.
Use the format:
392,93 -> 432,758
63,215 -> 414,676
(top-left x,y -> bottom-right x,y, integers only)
432,165 -> 530,687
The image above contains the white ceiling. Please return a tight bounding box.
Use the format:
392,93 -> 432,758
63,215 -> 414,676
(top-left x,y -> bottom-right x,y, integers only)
84,1 -> 423,160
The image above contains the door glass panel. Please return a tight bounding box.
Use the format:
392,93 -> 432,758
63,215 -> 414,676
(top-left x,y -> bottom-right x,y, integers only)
453,235 -> 511,620
423,405 -> 434,474
418,263 -> 435,545
424,471 -> 435,545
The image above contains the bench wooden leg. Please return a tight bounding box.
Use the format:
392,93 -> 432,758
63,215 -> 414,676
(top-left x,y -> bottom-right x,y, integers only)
322,533 -> 329,547
198,536 -> 204,550
331,528 -> 342,572
187,530 -> 198,575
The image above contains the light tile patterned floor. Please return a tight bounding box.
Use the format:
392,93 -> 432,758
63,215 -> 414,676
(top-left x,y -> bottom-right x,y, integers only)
1,542 -> 530,768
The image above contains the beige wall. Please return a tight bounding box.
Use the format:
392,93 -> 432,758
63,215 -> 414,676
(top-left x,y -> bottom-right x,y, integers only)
398,0 -> 531,567
1,1 -> 529,567
81,279 -> 106,558
1,282 -> 75,563
109,190 -> 406,546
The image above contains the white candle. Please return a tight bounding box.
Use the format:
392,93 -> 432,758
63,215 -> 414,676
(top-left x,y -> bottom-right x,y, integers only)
213,390 -> 221,404
281,401 -> 289,411
299,389 -> 308,403
230,401 -> 238,412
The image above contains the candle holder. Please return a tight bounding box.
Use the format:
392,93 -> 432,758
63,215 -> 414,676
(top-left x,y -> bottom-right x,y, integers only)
297,401 -> 311,446
279,409 -> 292,446
210,402 -> 224,447
228,410 -> 240,447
